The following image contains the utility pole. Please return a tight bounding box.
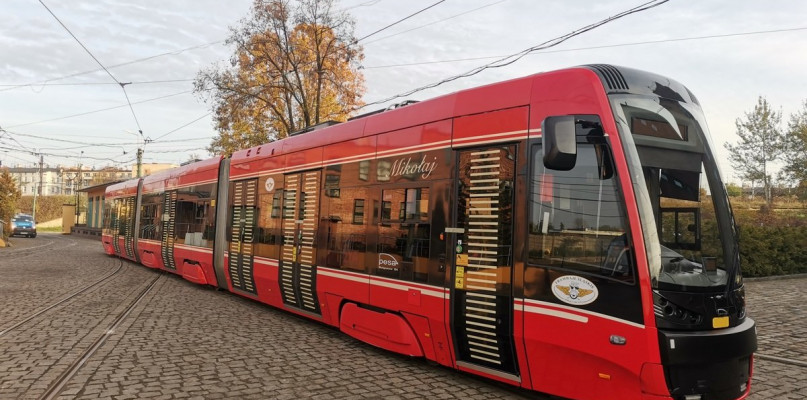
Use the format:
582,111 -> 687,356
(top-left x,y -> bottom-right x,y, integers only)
136,147 -> 143,177
32,152 -> 43,221
38,153 -> 44,196
75,151 -> 83,226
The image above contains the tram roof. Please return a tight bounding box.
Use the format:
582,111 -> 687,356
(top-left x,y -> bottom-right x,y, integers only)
229,71 -> 540,167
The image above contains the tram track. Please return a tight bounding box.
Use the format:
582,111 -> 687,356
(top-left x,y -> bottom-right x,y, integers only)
0,236 -> 62,260
38,273 -> 162,400
0,257 -> 125,337
754,353 -> 807,368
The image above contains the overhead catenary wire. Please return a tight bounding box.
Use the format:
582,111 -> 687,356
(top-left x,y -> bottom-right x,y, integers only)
362,25 -> 807,69
361,0 -> 507,46
4,129 -> 210,151
26,138 -> 211,152
0,144 -> 131,163
0,1 -> 384,92
8,131 -> 134,149
360,0 -> 669,109
0,151 -> 39,165
151,113 -> 212,141
2,130 -> 203,167
0,128 -> 34,152
6,130 -> 164,149
2,111 -> 215,158
0,1 -> 386,93
147,148 -> 210,154
5,90 -> 192,129
356,0 -> 446,42
39,0 -> 144,137
0,79 -> 195,88
119,85 -> 143,136
0,41 -> 223,92
344,0 -> 384,11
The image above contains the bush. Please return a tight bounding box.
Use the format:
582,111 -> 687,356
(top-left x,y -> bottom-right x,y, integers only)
1,169 -> 21,238
738,225 -> 807,277
726,183 -> 742,197
16,195 -> 79,223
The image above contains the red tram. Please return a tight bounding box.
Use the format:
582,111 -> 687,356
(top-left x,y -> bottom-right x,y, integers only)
102,65 -> 756,400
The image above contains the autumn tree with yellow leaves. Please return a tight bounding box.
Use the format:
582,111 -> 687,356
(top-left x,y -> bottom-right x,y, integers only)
0,168 -> 22,238
195,0 -> 365,156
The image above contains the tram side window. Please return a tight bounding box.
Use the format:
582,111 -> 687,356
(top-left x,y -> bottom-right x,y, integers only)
377,187 -> 430,283
139,194 -> 162,240
257,187 -> 282,260
321,187 -> 368,273
527,142 -> 634,283
103,198 -> 115,233
174,184 -> 216,248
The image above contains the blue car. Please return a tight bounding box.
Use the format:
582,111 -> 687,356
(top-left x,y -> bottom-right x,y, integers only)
11,214 -> 37,238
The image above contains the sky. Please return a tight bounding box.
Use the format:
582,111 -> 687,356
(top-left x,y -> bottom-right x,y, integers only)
1,0 -> 806,184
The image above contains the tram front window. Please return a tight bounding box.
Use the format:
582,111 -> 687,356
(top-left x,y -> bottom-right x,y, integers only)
651,164 -> 728,289
611,95 -> 740,292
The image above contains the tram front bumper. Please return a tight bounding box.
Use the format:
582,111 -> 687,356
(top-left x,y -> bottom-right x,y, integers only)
658,318 -> 756,400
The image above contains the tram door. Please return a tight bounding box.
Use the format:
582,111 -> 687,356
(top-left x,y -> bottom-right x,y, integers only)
112,199 -> 122,255
279,170 -> 322,316
123,196 -> 137,260
450,145 -> 519,377
228,179 -> 258,294
160,190 -> 177,270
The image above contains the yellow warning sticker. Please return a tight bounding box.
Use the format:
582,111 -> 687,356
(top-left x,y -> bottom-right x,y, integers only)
456,254 -> 468,266
712,316 -> 729,329
455,266 -> 465,289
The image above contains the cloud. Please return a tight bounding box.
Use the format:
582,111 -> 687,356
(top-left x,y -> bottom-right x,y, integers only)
1,0 -> 806,171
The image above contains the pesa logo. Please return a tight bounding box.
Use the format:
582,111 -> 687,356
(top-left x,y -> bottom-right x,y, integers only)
551,275 -> 599,306
378,253 -> 400,271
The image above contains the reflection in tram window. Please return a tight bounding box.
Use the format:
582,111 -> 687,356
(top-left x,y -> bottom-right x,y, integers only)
526,143 -> 634,284
173,184 -> 216,248
257,182 -> 282,260
353,199 -> 365,224
322,187 -> 368,272
377,187 -> 430,282
138,194 -> 161,240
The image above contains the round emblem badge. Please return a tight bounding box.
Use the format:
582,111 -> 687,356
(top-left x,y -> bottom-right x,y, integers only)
551,275 -> 599,306
264,177 -> 275,192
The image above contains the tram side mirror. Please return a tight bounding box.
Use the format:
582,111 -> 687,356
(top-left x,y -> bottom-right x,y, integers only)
543,116 -> 577,171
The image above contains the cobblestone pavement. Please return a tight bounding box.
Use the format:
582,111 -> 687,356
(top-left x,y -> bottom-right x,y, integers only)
0,234 -> 158,399
0,234 -> 803,399
743,276 -> 807,399
0,234 -> 121,328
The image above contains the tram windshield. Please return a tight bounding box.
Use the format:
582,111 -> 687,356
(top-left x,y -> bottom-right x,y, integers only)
610,95 -> 740,292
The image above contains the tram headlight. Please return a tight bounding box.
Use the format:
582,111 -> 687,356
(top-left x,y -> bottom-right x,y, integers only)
653,292 -> 703,327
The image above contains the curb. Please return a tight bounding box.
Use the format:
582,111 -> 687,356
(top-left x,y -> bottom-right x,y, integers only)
744,273 -> 807,282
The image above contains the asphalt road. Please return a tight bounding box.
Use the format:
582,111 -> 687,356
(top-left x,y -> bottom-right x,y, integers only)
0,233 -> 803,399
